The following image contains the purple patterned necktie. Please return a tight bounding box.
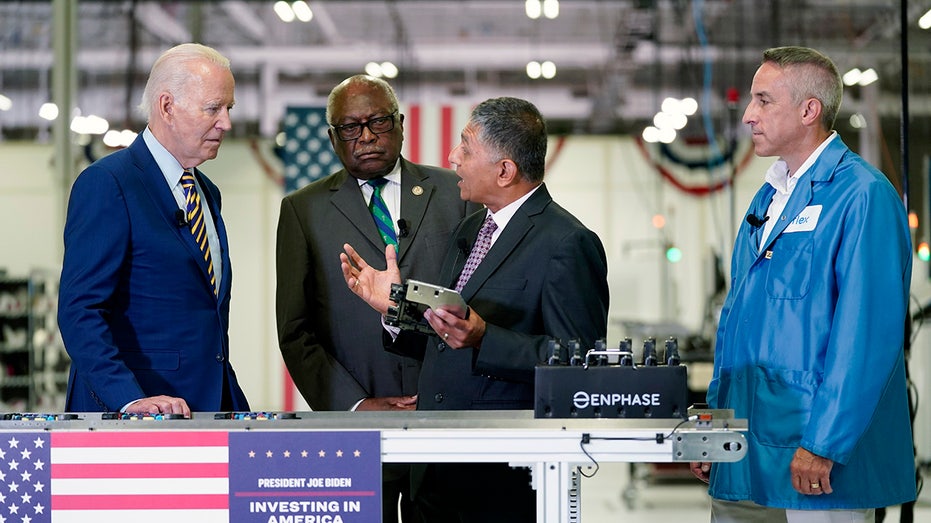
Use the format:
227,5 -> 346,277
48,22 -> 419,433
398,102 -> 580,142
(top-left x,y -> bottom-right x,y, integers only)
454,215 -> 497,292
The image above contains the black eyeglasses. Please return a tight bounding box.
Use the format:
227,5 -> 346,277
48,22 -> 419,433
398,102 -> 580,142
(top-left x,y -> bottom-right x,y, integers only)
330,111 -> 398,141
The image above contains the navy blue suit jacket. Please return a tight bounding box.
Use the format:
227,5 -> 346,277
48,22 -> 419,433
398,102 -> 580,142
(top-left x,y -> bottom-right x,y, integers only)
58,134 -> 249,412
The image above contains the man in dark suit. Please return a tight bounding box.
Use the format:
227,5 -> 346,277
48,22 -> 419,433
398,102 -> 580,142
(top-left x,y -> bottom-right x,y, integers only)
341,97 -> 609,523
58,43 -> 249,415
275,75 -> 477,521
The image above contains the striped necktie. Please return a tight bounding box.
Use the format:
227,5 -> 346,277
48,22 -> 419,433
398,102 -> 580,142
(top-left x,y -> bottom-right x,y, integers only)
366,177 -> 398,251
181,170 -> 217,295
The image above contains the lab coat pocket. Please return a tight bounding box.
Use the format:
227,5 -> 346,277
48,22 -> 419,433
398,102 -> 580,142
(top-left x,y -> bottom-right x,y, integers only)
765,234 -> 813,299
750,366 -> 817,447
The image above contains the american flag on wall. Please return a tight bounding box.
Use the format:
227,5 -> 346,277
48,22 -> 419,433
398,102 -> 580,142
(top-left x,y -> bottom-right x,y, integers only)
398,103 -> 473,170
281,103 -> 473,195
0,430 -> 380,522
281,107 -> 342,194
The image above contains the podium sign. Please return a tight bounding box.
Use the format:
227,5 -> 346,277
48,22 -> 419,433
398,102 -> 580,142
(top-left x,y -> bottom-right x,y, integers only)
230,431 -> 381,522
0,430 -> 381,523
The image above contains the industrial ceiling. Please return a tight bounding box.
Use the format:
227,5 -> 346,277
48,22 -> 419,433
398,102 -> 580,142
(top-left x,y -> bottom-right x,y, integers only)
0,0 -> 929,139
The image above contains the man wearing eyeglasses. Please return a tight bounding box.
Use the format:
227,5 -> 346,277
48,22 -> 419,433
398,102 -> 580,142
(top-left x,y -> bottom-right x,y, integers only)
275,75 -> 478,522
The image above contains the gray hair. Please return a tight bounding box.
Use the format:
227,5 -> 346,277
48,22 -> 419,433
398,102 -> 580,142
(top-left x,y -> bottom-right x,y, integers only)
138,43 -> 231,121
762,46 -> 843,131
326,75 -> 400,125
469,97 -> 547,183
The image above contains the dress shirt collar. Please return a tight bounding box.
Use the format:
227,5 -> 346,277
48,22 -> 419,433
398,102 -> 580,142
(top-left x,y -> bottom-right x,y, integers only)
354,159 -> 402,188
484,183 -> 542,243
143,126 -> 187,188
764,131 -> 837,195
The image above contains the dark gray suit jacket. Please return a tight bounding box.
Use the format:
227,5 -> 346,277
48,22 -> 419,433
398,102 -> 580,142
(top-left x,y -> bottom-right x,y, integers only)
276,158 -> 478,410
393,184 -> 610,410
389,184 -> 610,520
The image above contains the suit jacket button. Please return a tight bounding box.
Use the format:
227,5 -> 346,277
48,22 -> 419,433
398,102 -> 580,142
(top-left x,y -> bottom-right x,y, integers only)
434,393 -> 444,403
437,342 -> 446,352
215,354 -> 225,362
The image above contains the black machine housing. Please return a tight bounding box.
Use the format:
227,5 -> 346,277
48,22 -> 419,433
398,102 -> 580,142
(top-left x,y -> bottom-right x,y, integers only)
535,337 -> 690,419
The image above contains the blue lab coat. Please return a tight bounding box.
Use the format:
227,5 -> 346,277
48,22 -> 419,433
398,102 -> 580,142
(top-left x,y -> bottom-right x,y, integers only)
707,137 -> 916,509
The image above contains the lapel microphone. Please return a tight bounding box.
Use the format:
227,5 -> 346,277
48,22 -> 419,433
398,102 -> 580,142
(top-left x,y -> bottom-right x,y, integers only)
175,209 -> 189,227
397,218 -> 409,238
746,214 -> 769,229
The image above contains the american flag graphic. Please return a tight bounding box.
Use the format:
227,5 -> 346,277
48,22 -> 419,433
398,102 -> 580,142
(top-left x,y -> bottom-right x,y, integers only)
51,431 -> 228,523
0,433 -> 51,523
281,103 -> 473,195
0,430 -> 381,523
399,103 -> 473,170
281,107 -> 342,194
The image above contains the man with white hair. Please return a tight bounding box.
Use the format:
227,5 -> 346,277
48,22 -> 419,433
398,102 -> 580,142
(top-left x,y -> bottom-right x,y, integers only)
59,43 -> 249,415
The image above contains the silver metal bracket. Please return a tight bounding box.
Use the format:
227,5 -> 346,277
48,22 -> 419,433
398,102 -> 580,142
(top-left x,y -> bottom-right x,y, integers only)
671,431 -> 747,462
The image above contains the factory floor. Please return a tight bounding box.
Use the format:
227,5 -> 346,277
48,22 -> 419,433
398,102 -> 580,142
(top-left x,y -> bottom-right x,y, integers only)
579,462 -> 930,522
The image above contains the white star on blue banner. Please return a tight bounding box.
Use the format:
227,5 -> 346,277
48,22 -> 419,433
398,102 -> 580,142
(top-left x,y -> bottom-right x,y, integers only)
0,433 -> 50,523
282,107 -> 343,194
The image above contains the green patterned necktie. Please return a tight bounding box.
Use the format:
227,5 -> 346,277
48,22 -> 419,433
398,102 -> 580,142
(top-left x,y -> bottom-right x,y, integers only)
367,177 -> 398,251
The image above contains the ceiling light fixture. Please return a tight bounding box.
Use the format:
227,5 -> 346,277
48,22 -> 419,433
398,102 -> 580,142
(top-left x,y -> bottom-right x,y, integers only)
642,125 -> 675,144
542,0 -> 559,19
364,61 -> 398,79
291,1 -> 313,22
274,1 -> 313,23
526,61 -> 542,79
679,97 -> 698,116
849,113 -> 867,129
526,0 -> 559,20
273,1 -> 295,22
525,0 -> 542,20
70,114 -> 109,135
526,61 -> 555,80
39,102 -> 58,121
103,129 -> 138,148
380,62 -> 399,79
642,97 -> 698,143
843,68 -> 862,86
858,68 -> 878,86
843,67 -> 879,87
919,8 -> 931,30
